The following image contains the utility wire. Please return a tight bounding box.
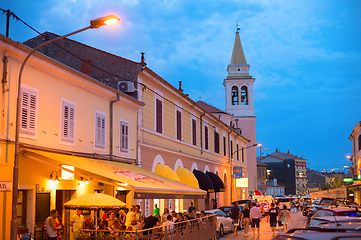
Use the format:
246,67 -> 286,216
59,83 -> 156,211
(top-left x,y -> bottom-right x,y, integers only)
3,10 -> 226,130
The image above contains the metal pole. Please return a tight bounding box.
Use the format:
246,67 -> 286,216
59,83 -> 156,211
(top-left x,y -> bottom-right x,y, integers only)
10,26 -> 92,240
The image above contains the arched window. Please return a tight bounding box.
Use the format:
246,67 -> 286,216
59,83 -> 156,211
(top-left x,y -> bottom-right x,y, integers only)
231,86 -> 238,105
241,86 -> 248,105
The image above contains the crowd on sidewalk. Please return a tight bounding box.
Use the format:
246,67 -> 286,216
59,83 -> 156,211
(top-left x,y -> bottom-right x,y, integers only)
229,201 -> 294,238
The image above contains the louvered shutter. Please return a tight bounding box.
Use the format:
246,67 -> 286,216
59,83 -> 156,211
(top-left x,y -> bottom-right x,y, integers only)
176,110 -> 182,140
236,144 -> 239,160
20,88 -> 37,135
95,113 -> 105,148
230,141 -> 233,159
223,136 -> 226,156
156,99 -> 162,133
120,121 -> 129,152
192,119 -> 196,146
62,102 -> 75,142
214,131 -> 219,154
205,126 -> 208,150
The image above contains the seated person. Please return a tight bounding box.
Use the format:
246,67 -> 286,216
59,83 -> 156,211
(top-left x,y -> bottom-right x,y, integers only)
162,215 -> 174,232
107,211 -> 118,228
127,216 -> 142,231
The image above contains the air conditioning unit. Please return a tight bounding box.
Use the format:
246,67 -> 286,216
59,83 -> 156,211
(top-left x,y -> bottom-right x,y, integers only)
118,81 -> 136,92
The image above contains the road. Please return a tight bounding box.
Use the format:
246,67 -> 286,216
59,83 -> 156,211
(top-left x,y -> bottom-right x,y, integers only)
220,209 -> 307,240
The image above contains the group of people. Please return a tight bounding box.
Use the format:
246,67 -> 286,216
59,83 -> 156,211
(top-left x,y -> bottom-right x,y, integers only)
230,201 -> 293,237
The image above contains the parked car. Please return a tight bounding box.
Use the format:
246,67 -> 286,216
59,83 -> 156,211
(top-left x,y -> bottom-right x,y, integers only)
204,209 -> 234,238
306,205 -> 333,225
308,215 -> 361,226
303,203 -> 316,216
232,199 -> 255,208
313,206 -> 361,218
272,231 -> 361,240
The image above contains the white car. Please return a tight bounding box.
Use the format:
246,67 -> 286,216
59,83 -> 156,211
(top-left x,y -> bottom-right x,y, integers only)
205,209 -> 234,237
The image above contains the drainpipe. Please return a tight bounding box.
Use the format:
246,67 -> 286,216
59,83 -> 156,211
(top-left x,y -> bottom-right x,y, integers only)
200,111 -> 205,154
109,94 -> 120,161
228,129 -> 233,202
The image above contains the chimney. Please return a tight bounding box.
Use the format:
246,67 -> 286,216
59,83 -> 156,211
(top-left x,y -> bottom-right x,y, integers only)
81,59 -> 92,76
179,81 -> 183,92
287,150 -> 290,154
140,52 -> 147,68
276,148 -> 278,152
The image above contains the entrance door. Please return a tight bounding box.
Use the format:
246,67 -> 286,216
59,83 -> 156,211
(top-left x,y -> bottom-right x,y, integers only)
56,190 -> 76,240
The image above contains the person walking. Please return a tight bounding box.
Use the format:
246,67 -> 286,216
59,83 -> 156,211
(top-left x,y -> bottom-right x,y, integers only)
241,204 -> 250,237
250,203 -> 262,236
229,202 -> 241,236
69,209 -> 84,239
267,202 -> 279,236
45,209 -> 58,240
279,205 -> 293,232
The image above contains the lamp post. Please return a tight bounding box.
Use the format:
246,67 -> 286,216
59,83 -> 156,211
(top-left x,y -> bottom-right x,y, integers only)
230,143 -> 261,201
10,15 -> 119,240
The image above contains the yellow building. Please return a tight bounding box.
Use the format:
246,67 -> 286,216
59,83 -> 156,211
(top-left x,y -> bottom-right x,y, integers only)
0,35 -> 205,239
19,30 -> 252,219
137,66 -> 250,214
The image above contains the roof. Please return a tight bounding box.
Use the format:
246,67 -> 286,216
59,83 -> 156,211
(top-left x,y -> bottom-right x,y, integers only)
196,101 -> 230,115
230,31 -> 247,65
270,151 -> 307,160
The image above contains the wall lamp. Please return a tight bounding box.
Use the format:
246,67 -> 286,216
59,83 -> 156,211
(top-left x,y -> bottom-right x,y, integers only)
80,176 -> 90,185
50,171 -> 60,184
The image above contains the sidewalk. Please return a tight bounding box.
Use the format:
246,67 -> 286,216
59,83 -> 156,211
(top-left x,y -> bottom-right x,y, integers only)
220,210 -> 307,240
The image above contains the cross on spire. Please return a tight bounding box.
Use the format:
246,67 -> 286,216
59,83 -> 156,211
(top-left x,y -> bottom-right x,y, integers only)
235,21 -> 240,33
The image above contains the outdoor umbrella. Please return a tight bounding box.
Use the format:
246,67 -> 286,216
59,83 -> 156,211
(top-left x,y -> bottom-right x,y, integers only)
64,193 -> 126,236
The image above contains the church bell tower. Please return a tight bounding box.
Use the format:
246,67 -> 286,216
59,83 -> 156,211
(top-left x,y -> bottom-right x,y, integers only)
224,28 -> 258,195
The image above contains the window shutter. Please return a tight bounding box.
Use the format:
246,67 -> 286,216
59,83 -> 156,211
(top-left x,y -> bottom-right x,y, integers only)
236,144 -> 239,160
214,131 -> 219,154
205,126 -> 208,150
62,102 -> 75,142
20,88 -> 37,135
120,121 -> 129,152
176,110 -> 182,140
95,113 -> 105,148
192,119 -> 196,146
223,136 -> 226,156
156,99 -> 162,133
230,141 -> 233,159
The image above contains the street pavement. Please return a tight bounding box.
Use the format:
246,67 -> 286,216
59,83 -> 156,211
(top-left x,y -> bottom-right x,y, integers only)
219,209 -> 307,240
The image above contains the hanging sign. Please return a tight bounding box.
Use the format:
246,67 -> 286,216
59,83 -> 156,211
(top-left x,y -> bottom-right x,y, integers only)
233,167 -> 242,178
0,181 -> 12,191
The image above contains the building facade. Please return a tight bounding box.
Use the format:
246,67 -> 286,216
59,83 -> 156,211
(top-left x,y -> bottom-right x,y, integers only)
22,30 -> 253,216
348,121 -> 361,205
257,161 -> 267,193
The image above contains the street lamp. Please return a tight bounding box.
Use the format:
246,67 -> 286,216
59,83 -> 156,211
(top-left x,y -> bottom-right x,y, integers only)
10,14 -> 119,240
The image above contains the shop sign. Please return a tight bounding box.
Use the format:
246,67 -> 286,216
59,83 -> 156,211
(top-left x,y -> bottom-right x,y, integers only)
236,178 -> 248,188
343,178 -> 353,183
233,167 -> 242,179
61,165 -> 74,180
0,181 -> 12,191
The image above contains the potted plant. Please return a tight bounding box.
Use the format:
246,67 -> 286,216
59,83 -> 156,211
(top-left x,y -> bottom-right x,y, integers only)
17,224 -> 28,234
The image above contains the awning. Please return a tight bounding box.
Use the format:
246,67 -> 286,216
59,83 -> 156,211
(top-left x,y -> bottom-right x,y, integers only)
206,171 -> 225,192
64,193 -> 126,210
24,149 -> 207,199
193,169 -> 214,193
254,190 -> 263,196
176,167 -> 199,189
155,163 -> 181,182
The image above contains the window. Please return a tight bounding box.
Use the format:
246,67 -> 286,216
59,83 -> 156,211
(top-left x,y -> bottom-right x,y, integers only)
61,101 -> 75,142
231,86 -> 239,105
214,131 -> 220,154
223,136 -> 226,156
176,110 -> 182,140
241,86 -> 248,105
358,134 -> 361,151
120,121 -> 129,152
192,119 -> 197,146
230,140 -> 233,159
20,87 -> 37,135
95,113 -> 106,148
204,126 -> 209,150
236,144 -> 239,161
